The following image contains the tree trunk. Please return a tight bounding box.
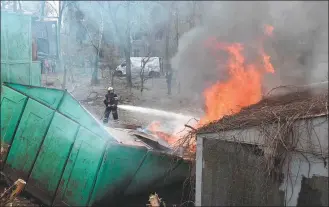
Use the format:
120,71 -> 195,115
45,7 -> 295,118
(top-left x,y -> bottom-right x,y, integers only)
175,6 -> 179,50
174,5 -> 180,94
91,52 -> 99,84
13,1 -> 17,12
164,30 -> 172,94
189,2 -> 196,29
41,1 -> 46,20
125,2 -> 132,88
58,2 -> 66,89
91,4 -> 104,85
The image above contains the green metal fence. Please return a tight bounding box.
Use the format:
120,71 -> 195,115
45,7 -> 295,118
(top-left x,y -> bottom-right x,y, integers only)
1,12 -> 41,86
0,82 -> 189,206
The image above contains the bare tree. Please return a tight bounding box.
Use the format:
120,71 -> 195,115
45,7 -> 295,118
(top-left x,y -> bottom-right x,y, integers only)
59,2 -> 77,89
163,2 -> 175,95
13,1 -> 17,12
125,2 -> 133,88
90,2 -> 104,85
40,1 -> 45,20
107,2 -> 133,88
140,53 -> 152,94
0,1 -> 21,12
59,1 -> 67,89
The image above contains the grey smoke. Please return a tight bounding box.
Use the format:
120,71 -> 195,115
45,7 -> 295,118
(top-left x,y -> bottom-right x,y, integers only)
172,1 -> 328,97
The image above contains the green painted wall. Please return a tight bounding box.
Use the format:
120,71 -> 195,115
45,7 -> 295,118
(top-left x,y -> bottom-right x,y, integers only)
1,12 -> 41,86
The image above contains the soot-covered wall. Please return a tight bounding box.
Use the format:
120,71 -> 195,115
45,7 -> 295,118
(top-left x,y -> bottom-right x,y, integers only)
201,139 -> 284,206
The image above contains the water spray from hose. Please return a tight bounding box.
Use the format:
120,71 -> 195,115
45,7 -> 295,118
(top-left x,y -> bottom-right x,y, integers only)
117,105 -> 198,121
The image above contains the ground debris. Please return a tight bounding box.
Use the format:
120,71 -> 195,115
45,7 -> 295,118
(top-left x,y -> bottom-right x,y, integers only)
148,193 -> 166,207
0,179 -> 39,207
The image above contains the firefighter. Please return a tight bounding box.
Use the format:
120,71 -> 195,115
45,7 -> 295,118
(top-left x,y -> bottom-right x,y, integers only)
103,87 -> 119,123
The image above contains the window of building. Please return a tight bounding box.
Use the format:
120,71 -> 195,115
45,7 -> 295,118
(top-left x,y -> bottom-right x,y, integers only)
297,176 -> 328,206
133,49 -> 140,57
132,32 -> 142,41
155,30 -> 163,41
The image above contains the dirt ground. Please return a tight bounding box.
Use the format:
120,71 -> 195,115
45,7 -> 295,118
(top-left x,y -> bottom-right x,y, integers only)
41,70 -> 203,129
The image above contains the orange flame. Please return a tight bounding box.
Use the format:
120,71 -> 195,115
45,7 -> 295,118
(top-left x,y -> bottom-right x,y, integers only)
199,25 -> 275,126
147,121 -> 178,145
146,25 -> 275,156
264,24 -> 274,37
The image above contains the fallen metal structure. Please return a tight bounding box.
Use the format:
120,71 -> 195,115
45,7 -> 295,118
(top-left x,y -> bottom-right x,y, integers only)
1,11 -> 190,206
0,82 -> 190,206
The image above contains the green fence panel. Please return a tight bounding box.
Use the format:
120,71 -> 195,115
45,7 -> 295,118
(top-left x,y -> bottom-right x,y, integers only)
26,112 -> 79,206
5,13 -> 31,62
124,151 -> 180,195
31,62 -> 41,86
0,86 -> 28,156
1,12 -> 41,87
4,99 -> 54,181
6,83 -> 64,109
153,160 -> 190,189
1,82 -> 190,206
1,26 -> 7,60
53,127 -> 107,206
58,93 -> 114,141
7,63 -> 30,85
1,64 -> 8,83
89,144 -> 148,205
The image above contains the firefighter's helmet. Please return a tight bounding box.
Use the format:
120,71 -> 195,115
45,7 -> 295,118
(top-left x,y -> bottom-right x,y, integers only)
108,87 -> 114,92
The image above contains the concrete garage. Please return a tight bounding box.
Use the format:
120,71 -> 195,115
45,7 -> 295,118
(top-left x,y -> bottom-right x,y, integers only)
195,89 -> 328,206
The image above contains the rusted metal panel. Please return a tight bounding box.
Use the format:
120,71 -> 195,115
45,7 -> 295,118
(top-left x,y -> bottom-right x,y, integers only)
7,63 -> 31,85
0,86 -> 28,166
3,99 -> 54,181
26,112 -> 79,206
124,151 -> 181,196
58,93 -> 115,141
0,86 -> 28,145
1,83 -> 190,206
53,127 -> 107,206
1,64 -> 8,83
30,62 -> 41,86
4,13 -> 31,62
1,12 -> 41,86
6,83 -> 64,109
89,144 -> 148,205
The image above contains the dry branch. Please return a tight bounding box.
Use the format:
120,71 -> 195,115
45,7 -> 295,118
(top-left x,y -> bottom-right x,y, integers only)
147,193 -> 166,207
169,86 -> 328,206
0,179 -> 26,205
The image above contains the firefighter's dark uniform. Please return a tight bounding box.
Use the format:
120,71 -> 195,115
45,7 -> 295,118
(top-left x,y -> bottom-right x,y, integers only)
103,92 -> 119,123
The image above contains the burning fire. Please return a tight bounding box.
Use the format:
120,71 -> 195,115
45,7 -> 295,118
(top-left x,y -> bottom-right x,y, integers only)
147,121 -> 196,155
147,121 -> 179,145
264,24 -> 274,37
146,25 -> 275,155
199,25 -> 275,125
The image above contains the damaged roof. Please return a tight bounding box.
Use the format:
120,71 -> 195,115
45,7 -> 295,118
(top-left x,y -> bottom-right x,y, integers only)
197,88 -> 328,134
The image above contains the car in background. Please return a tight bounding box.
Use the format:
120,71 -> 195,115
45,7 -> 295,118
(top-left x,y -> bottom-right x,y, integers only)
114,57 -> 161,78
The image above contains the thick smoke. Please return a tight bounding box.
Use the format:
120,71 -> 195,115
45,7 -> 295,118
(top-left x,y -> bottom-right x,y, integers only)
171,1 -> 328,98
